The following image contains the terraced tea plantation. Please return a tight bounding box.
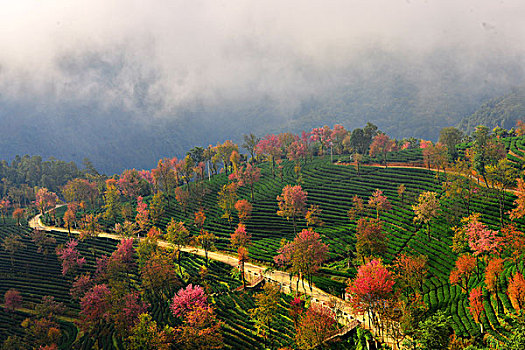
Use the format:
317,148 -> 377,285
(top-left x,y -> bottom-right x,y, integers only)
104,155 -> 524,341
14,137 -> 525,348
0,221 -> 302,349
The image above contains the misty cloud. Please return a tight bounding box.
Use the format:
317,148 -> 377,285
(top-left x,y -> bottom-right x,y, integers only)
0,0 -> 524,118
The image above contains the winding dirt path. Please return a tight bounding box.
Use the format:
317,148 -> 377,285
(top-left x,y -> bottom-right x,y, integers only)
28,211 -> 398,345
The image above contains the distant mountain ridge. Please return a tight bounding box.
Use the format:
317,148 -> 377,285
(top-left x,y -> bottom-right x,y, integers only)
458,89 -> 525,134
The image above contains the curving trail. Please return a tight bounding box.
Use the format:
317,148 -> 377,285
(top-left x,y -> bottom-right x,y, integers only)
28,211 -> 390,340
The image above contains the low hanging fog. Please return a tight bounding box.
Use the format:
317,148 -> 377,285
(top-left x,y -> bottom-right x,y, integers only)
1,0 -> 524,173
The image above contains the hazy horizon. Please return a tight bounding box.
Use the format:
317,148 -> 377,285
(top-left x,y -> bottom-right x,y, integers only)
1,1 -> 524,173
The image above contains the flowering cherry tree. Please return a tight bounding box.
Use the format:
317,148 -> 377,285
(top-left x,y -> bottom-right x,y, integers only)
277,185 -> 307,233
4,288 -> 22,312
56,239 -> 85,276
170,284 -> 208,319
274,228 -> 328,293
368,189 -> 391,219
346,259 -> 395,328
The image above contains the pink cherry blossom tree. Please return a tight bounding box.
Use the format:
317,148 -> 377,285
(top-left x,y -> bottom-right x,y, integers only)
170,284 -> 208,319
56,239 -> 86,276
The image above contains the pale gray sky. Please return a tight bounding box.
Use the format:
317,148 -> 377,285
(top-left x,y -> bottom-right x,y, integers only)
1,0 -> 524,114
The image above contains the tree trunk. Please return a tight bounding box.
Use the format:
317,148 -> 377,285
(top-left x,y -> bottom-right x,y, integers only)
241,260 -> 246,289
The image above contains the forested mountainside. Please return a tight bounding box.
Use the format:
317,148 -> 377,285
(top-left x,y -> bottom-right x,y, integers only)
458,89 -> 525,135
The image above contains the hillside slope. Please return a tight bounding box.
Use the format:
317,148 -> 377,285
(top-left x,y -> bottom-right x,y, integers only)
458,89 -> 525,134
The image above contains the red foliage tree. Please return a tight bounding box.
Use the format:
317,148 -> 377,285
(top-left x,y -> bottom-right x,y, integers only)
393,253 -> 428,295
500,224 -> 525,259
106,238 -> 136,281
508,272 -> 525,312
347,259 -> 395,327
176,305 -> 223,350
462,214 -> 501,257
56,239 -> 86,276
295,304 -> 337,349
4,288 -> 22,312
0,198 -> 10,223
70,274 -> 93,300
237,246 -> 249,289
170,284 -> 208,319
135,196 -> 150,234
12,208 -> 25,227
369,133 -> 395,167
311,126 -> 333,155
63,208 -> 76,237
485,258 -> 504,294
231,223 -> 251,249
229,164 -> 261,200
147,227 -> 161,239
194,210 -> 206,231
35,188 -> 58,215
468,286 -> 485,333
368,189 -> 391,219
79,284 -> 111,332
277,185 -> 307,233
235,199 -> 253,223
175,186 -> 190,214
113,291 -> 149,336
287,140 -> 308,164
331,124 -> 348,154
274,228 -> 329,293
449,254 -> 477,293
289,297 -> 303,328
256,134 -> 282,176
119,169 -> 149,198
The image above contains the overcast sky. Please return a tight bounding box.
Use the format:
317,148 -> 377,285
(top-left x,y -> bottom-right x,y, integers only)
1,0 -> 524,115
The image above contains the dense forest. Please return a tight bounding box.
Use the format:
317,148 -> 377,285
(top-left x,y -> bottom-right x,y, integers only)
458,89 -> 525,135
3,121 -> 525,349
